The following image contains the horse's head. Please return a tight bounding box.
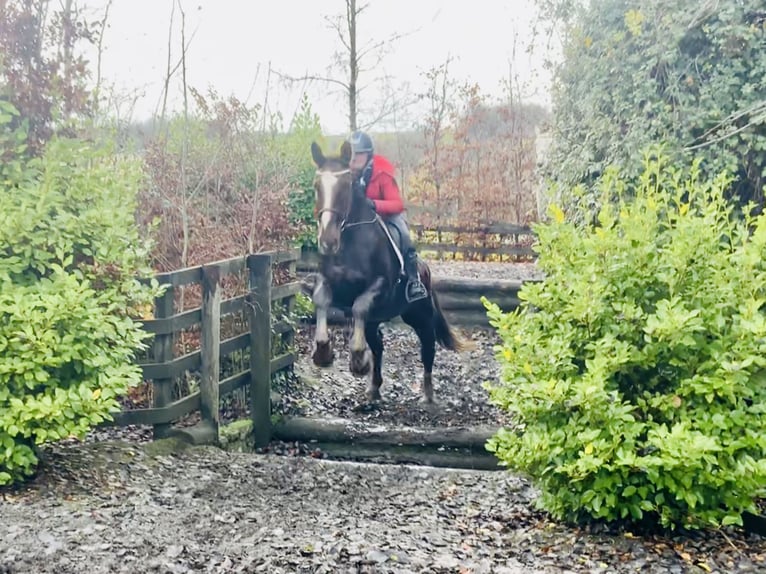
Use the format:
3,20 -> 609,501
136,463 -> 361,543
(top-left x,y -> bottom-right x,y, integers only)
311,140 -> 354,255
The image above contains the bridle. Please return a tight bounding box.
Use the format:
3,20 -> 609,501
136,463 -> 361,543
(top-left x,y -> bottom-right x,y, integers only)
315,168 -> 377,232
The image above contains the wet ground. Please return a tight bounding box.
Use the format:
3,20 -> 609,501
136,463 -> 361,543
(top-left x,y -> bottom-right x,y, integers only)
3,261 -> 765,573
3,440 -> 765,574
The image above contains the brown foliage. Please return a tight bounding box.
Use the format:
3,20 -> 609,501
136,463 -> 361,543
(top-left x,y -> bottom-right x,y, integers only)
0,0 -> 95,155
137,88 -> 298,276
409,80 -> 544,229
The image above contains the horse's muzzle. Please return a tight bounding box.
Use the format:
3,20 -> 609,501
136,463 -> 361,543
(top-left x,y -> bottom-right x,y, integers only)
318,240 -> 340,255
318,224 -> 342,255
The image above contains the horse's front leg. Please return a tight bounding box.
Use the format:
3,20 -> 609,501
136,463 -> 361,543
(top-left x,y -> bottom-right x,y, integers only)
349,278 -> 384,378
311,274 -> 335,367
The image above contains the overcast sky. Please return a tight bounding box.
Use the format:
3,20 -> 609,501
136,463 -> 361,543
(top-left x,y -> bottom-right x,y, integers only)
80,0 -> 556,134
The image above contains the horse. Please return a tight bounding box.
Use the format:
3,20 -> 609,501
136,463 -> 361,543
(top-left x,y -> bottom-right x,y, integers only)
304,140 -> 474,404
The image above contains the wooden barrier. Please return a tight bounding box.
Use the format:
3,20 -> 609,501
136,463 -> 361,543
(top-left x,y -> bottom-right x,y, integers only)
297,221 -> 537,273
412,222 -> 537,262
271,416 -> 502,470
106,249 -> 301,446
295,268 -> 533,329
431,276 -> 526,327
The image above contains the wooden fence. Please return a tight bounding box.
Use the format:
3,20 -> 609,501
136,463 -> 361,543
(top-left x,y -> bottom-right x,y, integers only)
106,249 -> 301,447
412,222 -> 537,262
293,274 -> 527,328
428,276 -> 526,326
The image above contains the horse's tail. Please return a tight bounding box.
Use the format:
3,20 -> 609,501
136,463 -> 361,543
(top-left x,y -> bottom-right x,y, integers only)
430,288 -> 476,352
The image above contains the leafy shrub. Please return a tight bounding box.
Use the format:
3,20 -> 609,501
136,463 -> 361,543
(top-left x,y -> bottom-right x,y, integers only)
0,111 -> 161,485
538,0 -> 766,218
287,166 -> 319,250
483,153 -> 766,530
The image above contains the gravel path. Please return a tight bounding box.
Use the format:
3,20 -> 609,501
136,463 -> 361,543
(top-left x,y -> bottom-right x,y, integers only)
279,324 -> 506,430
4,262 -> 765,573
426,260 -> 545,282
3,440 -> 764,574
276,261 -> 539,431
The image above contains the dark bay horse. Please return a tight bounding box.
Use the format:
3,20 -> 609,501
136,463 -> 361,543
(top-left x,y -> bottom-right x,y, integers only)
305,140 -> 474,404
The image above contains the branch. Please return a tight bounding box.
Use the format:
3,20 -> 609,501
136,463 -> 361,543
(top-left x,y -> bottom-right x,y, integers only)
94,0 -> 113,101
324,14 -> 351,53
157,0 -> 176,126
154,0 -> 200,124
684,109 -> 766,152
356,30 -> 413,65
686,99 -> 766,148
272,69 -> 350,91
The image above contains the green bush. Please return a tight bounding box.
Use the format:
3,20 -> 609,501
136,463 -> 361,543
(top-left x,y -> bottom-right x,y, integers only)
483,153 -> 766,530
538,0 -> 766,218
0,111 -> 161,486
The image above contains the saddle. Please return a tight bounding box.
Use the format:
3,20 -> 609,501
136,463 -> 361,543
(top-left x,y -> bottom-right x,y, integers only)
376,217 -> 405,277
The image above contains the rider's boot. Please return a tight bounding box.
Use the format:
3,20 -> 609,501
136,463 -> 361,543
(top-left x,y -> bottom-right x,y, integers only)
404,249 -> 428,303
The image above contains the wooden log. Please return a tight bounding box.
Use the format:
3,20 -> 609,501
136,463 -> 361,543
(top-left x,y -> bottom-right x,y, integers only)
432,276 -> 527,292
435,292 -> 520,311
151,284 -> 175,439
200,265 -> 221,440
248,253 -> 272,448
272,415 -> 497,449
441,309 -> 499,327
309,442 -> 503,471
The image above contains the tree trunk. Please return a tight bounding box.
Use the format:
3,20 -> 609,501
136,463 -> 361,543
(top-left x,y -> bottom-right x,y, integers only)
347,0 -> 358,131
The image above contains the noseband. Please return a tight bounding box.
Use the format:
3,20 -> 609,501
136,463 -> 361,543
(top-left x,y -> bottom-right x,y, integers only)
315,168 -> 376,231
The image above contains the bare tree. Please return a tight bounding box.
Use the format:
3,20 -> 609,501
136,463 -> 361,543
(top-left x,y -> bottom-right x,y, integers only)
418,56 -> 457,226
278,0 -> 417,132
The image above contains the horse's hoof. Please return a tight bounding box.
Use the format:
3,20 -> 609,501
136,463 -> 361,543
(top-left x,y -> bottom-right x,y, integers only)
312,342 -> 334,368
349,349 -> 371,378
366,387 -> 382,403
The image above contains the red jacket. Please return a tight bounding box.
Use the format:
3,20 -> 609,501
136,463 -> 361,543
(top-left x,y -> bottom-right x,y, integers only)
366,155 -> 404,216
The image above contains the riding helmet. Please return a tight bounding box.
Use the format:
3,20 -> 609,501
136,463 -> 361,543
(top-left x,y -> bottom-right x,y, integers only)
349,130 -> 374,154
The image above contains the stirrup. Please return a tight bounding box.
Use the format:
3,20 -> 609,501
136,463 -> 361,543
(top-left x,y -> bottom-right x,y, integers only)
405,280 -> 428,303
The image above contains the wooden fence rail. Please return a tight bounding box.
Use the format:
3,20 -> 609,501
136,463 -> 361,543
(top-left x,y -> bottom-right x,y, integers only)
294,272 -> 531,329
106,249 -> 301,448
411,223 -> 537,262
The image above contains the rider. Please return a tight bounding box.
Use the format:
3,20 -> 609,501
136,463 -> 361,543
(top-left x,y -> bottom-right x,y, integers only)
347,130 -> 428,303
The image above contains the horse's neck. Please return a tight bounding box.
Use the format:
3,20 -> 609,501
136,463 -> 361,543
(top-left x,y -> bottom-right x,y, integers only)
348,193 -> 372,222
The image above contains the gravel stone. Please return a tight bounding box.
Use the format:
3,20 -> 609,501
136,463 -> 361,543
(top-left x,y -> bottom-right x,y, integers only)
2,441 -> 763,574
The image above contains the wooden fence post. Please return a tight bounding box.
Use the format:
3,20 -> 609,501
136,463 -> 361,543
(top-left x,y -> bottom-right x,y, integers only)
152,285 -> 175,439
200,265 -> 221,439
248,254 -> 272,448
284,257 -> 296,360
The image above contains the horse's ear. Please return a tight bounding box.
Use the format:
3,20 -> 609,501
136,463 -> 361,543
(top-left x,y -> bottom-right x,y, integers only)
311,141 -> 325,167
340,140 -> 352,165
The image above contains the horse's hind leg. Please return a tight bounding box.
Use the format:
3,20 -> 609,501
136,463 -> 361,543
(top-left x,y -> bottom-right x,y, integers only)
364,322 -> 384,402
311,275 -> 334,367
402,305 -> 437,404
